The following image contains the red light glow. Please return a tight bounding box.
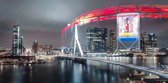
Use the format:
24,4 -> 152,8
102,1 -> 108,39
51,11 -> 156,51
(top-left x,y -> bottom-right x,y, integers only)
62,5 -> 168,35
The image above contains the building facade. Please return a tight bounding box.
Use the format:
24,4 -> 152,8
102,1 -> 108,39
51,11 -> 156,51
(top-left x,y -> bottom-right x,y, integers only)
32,40 -> 38,55
147,33 -> 157,47
12,24 -> 23,56
109,29 -> 116,52
38,45 -> 52,55
140,32 -> 157,53
86,27 -> 108,52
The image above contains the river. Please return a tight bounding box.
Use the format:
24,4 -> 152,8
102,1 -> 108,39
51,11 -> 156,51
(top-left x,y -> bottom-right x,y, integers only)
0,56 -> 168,83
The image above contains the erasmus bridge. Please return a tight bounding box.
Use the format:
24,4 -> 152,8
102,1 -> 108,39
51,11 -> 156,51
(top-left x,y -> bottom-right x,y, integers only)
59,5 -> 168,79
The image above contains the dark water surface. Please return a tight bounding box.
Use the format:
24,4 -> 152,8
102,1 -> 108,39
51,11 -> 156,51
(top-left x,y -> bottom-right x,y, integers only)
0,57 -> 168,83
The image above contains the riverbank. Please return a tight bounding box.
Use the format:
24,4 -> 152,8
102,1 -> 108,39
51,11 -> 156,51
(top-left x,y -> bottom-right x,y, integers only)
0,56 -> 48,65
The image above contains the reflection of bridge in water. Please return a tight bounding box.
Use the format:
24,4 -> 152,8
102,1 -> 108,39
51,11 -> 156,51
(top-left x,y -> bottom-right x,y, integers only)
56,55 -> 168,79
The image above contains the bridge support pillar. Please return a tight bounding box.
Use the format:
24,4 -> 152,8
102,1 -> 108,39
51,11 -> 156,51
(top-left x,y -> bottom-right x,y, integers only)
74,24 -> 84,56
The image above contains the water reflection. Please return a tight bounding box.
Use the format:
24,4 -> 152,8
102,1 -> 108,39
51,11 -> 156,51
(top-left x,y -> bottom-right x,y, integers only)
0,58 -> 167,83
108,56 -> 168,70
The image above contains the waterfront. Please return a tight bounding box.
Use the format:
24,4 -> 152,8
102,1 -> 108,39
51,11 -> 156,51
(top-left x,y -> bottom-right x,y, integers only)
0,56 -> 168,83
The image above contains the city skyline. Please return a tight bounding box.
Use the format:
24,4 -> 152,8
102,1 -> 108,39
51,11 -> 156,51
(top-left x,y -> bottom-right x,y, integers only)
1,0 -> 168,48
1,1 -> 168,83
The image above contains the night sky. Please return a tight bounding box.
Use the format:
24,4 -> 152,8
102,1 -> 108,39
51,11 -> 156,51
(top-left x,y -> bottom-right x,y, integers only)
1,0 -> 168,49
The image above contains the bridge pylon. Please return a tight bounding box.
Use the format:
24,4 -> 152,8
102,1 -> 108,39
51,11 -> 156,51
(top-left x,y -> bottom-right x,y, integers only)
74,24 -> 84,56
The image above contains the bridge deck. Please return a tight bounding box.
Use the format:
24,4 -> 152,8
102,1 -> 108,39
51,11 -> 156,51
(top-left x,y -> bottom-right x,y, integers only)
58,56 -> 168,79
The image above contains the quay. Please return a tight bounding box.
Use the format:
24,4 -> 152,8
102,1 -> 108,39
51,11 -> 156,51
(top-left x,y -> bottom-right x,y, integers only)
0,56 -> 36,65
0,55 -> 51,65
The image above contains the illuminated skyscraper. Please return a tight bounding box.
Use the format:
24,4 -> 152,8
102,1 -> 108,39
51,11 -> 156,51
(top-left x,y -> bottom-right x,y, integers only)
12,24 -> 20,55
19,36 -> 23,54
147,33 -> 157,47
86,27 -> 107,52
140,32 -> 157,53
12,24 -> 23,56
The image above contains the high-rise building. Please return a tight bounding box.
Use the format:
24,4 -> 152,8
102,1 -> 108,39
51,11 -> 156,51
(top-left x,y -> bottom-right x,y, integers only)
140,32 -> 147,52
12,24 -> 23,55
19,36 -> 23,54
147,33 -> 157,47
140,32 -> 157,52
109,29 -> 116,52
86,27 -> 108,52
32,40 -> 38,55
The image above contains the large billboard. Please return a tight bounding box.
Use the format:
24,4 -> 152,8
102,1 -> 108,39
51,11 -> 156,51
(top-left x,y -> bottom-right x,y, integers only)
117,13 -> 140,41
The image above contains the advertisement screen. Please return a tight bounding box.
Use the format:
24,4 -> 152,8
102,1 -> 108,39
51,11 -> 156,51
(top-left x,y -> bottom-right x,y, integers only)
117,13 -> 140,41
